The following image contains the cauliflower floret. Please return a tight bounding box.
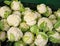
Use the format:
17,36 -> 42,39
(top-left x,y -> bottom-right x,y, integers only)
51,19 -> 57,25
48,31 -> 60,43
0,32 -> 6,41
24,12 -> 37,22
19,22 -> 29,32
34,32 -> 48,46
11,1 -> 20,10
38,17 -> 53,31
49,14 -> 56,20
34,11 -> 41,19
54,9 -> 60,19
7,14 -> 21,27
23,32 -> 34,44
1,19 -> 10,31
22,7 -> 32,15
0,6 -> 11,18
24,10 -> 38,26
7,27 -> 23,41
49,14 -> 57,24
37,4 -> 47,14
54,21 -> 60,32
13,11 -> 21,17
26,20 -> 36,26
44,6 -> 52,17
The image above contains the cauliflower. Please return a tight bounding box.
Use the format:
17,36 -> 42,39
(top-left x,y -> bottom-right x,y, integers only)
0,32 -> 6,41
19,22 -> 29,32
34,11 -> 41,19
11,1 -> 20,10
54,9 -> 60,20
13,11 -> 21,17
23,32 -> 34,44
11,1 -> 25,12
26,20 -> 36,26
37,4 -> 47,14
24,10 -> 39,26
0,6 -> 11,18
22,7 -> 32,15
7,14 -> 21,27
7,27 -> 23,41
49,14 -> 57,24
44,6 -> 52,17
38,17 -> 53,32
24,12 -> 37,22
54,21 -> 60,32
49,14 -> 56,20
1,19 -> 10,31
47,31 -> 60,43
34,32 -> 48,46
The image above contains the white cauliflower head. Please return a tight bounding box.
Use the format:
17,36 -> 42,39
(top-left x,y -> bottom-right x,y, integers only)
37,4 -> 47,14
34,11 -> 41,19
7,14 -> 21,27
24,11 -> 37,22
23,32 -> 34,44
44,6 -> 52,17
48,31 -> 60,43
0,32 -> 6,41
34,32 -> 48,46
19,22 -> 29,32
1,19 -> 10,31
7,27 -> 23,41
13,11 -> 21,17
11,1 -> 20,10
0,6 -> 11,18
26,20 -> 36,26
49,14 -> 56,20
38,17 -> 53,31
49,14 -> 57,24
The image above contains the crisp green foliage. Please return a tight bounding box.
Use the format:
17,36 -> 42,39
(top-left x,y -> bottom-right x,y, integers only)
4,11 -> 11,19
54,20 -> 60,28
39,21 -> 48,32
0,21 -> 4,31
39,32 -> 48,40
10,33 -> 15,41
30,25 -> 39,35
4,0 -> 11,5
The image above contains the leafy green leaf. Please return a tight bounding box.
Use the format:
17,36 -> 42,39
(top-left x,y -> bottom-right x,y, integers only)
4,11 -> 11,19
54,20 -> 60,28
19,4 -> 25,12
10,33 -> 15,41
14,41 -> 24,46
39,32 -> 48,40
39,21 -> 48,32
30,25 -> 39,35
47,31 -> 55,36
4,1 -> 11,5
0,21 -> 4,31
12,0 -> 18,1
49,36 -> 60,43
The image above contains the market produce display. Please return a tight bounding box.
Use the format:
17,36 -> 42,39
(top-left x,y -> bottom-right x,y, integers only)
0,0 -> 60,46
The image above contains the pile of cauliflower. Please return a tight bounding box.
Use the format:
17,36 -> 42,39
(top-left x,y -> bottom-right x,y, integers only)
0,0 -> 60,46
